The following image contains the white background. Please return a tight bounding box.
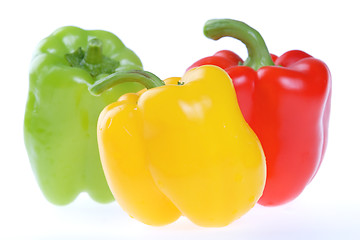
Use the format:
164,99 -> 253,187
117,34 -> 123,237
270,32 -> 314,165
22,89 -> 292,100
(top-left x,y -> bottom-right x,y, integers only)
1,0 -> 359,239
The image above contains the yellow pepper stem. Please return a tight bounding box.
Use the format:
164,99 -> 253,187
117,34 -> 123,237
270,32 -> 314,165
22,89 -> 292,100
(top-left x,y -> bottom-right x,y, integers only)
89,70 -> 165,95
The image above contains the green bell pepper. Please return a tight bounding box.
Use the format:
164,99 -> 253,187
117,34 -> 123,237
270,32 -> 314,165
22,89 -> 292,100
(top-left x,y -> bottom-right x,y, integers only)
24,26 -> 143,205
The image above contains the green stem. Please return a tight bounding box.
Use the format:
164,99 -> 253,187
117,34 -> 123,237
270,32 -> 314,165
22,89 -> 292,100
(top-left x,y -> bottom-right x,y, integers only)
204,19 -> 274,70
84,38 -> 103,64
65,38 -> 119,77
90,70 -> 165,95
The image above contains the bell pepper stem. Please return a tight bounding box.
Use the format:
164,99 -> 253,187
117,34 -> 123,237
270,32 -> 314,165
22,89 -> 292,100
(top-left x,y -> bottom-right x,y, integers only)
204,19 -> 274,70
85,38 -> 103,65
65,38 -> 120,78
90,70 -> 165,95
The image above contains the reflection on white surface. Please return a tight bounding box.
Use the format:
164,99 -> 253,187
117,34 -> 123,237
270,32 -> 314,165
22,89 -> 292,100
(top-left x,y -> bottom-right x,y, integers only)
7,201 -> 360,240
3,171 -> 360,240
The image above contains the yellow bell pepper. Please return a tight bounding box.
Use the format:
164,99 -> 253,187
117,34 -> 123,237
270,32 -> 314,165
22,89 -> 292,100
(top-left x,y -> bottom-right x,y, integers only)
90,65 -> 266,227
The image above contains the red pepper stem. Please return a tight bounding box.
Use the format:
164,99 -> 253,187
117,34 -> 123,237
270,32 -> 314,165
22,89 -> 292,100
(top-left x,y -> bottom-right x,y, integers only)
204,19 -> 274,70
89,70 -> 165,95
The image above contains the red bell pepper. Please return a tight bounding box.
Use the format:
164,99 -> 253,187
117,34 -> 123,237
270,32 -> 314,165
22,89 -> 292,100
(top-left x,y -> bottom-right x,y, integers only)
188,19 -> 331,206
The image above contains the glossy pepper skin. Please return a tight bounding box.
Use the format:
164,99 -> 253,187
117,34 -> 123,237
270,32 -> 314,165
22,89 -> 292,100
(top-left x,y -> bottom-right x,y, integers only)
24,26 -> 143,205
91,66 -> 266,227
188,19 -> 331,206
